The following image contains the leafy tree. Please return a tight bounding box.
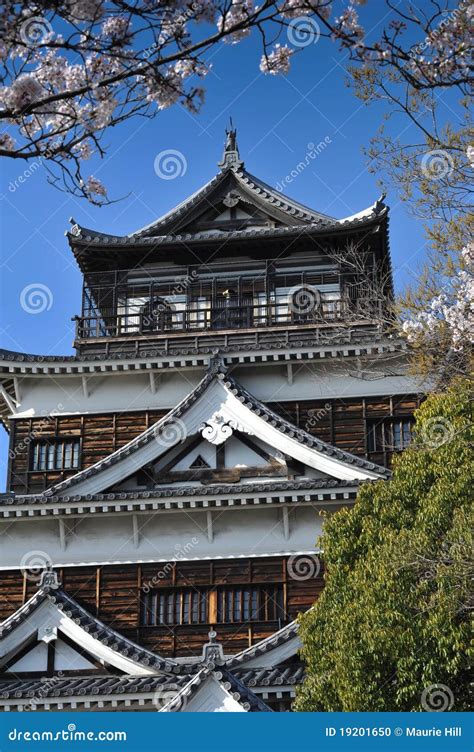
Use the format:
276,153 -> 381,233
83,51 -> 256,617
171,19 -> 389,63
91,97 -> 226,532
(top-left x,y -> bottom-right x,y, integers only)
295,379 -> 473,712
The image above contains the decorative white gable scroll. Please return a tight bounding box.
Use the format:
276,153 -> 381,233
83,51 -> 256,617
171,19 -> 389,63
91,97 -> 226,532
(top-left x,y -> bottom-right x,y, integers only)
200,411 -> 252,445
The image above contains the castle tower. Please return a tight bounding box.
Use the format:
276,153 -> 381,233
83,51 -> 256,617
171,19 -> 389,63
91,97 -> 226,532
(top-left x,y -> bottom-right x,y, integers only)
0,130 -> 422,711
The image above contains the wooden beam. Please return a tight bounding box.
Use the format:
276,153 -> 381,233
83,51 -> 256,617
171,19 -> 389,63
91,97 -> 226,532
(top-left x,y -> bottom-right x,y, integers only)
13,377 -> 22,404
281,507 -> 290,540
149,372 -> 160,394
206,510 -> 214,543
216,441 -> 225,469
81,375 -> 89,399
132,514 -> 140,549
0,386 -> 18,412
58,519 -> 66,551
95,568 -> 101,615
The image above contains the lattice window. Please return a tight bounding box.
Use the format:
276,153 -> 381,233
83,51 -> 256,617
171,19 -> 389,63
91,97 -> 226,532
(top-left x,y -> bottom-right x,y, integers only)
366,418 -> 414,453
141,589 -> 209,626
31,439 -> 81,471
141,583 -> 285,626
216,584 -> 284,623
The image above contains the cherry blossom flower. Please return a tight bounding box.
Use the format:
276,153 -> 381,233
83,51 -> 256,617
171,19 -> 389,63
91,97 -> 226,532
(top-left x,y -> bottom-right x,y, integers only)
260,44 -> 294,75
84,175 -> 107,197
403,244 -> 474,353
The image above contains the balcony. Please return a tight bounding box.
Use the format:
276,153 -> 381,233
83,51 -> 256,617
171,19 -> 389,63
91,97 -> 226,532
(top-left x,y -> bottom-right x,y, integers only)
74,265 -> 386,355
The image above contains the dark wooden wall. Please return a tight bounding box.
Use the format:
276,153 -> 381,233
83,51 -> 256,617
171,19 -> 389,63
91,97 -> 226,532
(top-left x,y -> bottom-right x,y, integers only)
8,409 -> 167,494
7,395 -> 422,494
0,557 -> 323,659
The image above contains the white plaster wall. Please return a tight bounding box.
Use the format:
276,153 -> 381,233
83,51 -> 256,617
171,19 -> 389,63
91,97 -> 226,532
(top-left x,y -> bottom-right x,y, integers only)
55,639 -> 96,671
8,355 -> 424,420
0,505 -> 324,569
9,642 -> 48,672
182,679 -> 246,712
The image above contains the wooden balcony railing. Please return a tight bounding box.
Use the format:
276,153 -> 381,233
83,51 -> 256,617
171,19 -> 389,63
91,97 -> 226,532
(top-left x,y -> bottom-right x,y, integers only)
75,299 -> 383,340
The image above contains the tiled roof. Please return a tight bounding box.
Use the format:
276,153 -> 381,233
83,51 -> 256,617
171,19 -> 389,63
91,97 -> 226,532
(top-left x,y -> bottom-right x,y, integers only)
66,165 -> 388,248
0,579 -> 177,674
41,354 -> 388,498
227,620 -> 300,669
0,666 -> 304,701
159,666 -> 272,712
2,478 -> 361,507
0,675 -> 184,700
0,331 -> 398,368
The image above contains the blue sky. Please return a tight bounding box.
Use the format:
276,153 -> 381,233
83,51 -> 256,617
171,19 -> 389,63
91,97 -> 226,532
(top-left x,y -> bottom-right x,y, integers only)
0,5 -> 434,486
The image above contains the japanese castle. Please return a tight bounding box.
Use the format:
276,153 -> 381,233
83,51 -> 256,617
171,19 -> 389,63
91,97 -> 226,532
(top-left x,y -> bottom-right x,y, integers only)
0,128 -> 422,712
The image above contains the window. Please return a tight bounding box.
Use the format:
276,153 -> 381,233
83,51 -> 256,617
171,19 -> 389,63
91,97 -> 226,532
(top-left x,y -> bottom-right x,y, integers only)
216,584 -> 284,623
141,589 -> 208,626
140,584 -> 285,626
31,439 -> 80,471
367,418 -> 414,453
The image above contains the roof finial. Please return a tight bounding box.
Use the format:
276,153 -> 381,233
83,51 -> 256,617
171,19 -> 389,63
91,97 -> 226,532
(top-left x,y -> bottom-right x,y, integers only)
201,629 -> 225,666
39,567 -> 60,590
218,117 -> 243,171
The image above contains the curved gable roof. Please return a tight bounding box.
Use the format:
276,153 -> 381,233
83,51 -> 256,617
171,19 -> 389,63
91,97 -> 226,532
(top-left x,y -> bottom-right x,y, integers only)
43,355 -> 389,499
0,573 -> 177,675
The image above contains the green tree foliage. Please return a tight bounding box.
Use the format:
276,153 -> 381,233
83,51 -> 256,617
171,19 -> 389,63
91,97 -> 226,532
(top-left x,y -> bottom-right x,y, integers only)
295,380 -> 473,712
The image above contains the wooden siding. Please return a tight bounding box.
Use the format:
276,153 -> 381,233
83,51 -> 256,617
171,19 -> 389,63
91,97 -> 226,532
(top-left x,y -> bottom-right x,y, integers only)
8,409 -> 167,494
7,395 -> 422,494
0,557 -> 322,659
